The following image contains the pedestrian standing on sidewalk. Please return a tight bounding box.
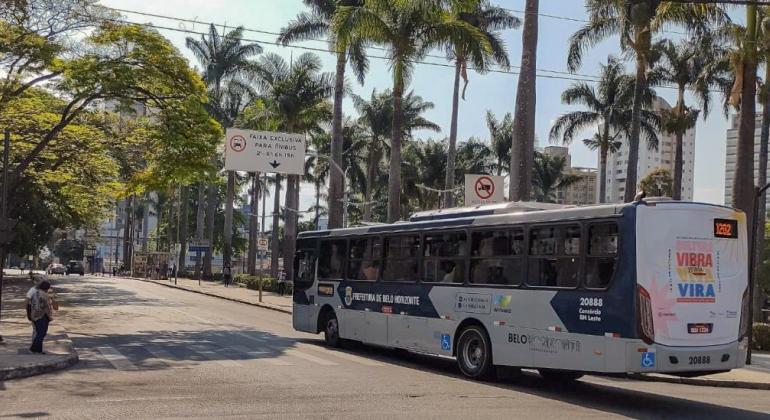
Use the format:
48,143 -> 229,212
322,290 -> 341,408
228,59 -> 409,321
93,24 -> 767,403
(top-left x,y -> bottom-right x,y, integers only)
25,281 -> 38,339
29,281 -> 53,354
277,270 -> 286,296
223,263 -> 232,287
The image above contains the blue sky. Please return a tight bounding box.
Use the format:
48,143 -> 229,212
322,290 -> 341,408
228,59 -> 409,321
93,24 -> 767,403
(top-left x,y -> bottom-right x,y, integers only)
100,0 -> 734,214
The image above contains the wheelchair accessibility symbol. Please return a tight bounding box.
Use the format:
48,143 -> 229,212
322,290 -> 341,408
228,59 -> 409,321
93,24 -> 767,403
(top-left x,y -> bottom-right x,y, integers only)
641,352 -> 656,368
440,334 -> 451,351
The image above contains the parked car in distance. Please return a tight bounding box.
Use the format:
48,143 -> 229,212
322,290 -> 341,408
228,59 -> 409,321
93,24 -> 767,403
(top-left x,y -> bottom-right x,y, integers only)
66,260 -> 85,276
47,263 -> 66,275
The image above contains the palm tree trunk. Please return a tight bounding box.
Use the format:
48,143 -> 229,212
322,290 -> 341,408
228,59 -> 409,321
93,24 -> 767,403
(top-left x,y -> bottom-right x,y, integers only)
203,182 -> 216,279
673,87 -> 686,201
510,0 -> 538,202
388,66 -> 405,223
496,158 -> 502,177
363,142 -> 379,222
314,180 -> 321,229
122,195 -> 133,270
223,171 -> 235,270
328,52 -> 347,229
194,184 -> 205,277
283,174 -> 300,281
178,186 -> 189,274
444,60 -> 462,208
247,172 -> 258,276
155,197 -> 162,252
624,28 -> 651,203
753,54 -> 770,324
142,195 -> 149,253
270,174 -> 281,278
599,123 -> 610,204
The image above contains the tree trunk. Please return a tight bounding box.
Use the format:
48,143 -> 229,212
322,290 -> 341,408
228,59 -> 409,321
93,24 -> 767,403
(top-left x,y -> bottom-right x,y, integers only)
510,0 -> 538,202
624,28 -> 650,203
247,172 -> 259,276
178,186 -> 189,275
388,67 -> 405,223
283,174 -> 299,281
673,87 -> 686,201
754,57 -> 770,322
223,170 -> 234,271
270,174 -> 281,278
155,198 -> 162,252
203,182 -> 217,279
363,141 -> 379,222
194,183 -> 205,277
142,195 -> 149,253
314,180 -> 321,229
327,52 -> 346,229
444,60 -> 462,208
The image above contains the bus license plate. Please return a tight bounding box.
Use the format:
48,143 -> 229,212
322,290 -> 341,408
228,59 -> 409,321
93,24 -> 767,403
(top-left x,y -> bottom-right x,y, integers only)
687,323 -> 713,334
688,355 -> 711,365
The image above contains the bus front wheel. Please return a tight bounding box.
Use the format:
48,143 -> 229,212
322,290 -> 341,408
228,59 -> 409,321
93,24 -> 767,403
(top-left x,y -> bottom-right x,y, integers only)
456,325 -> 493,380
323,311 -> 341,348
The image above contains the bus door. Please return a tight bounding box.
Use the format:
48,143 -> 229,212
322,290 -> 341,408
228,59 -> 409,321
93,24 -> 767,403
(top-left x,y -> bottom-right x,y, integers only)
292,242 -> 318,333
636,204 -> 748,347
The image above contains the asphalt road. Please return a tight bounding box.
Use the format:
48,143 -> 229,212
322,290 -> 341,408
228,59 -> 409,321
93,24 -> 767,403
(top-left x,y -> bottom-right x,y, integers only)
1,275 -> 769,419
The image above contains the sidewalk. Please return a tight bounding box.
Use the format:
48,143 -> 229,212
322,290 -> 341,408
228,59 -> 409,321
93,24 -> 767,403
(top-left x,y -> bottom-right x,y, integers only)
0,276 -> 79,381
134,276 -> 293,314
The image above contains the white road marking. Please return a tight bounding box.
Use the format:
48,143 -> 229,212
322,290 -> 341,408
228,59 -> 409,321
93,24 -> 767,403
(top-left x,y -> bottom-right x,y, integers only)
144,346 -> 179,363
97,346 -> 138,371
229,345 -> 293,366
283,348 -> 338,366
298,344 -> 385,367
189,345 -> 243,368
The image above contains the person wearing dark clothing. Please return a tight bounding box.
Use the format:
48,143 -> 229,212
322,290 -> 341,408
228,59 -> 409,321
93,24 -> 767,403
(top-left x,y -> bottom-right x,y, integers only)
223,264 -> 232,287
29,281 -> 53,354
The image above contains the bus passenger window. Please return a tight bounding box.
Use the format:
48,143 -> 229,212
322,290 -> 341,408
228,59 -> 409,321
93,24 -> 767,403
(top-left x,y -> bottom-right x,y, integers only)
585,223 -> 618,289
382,236 -> 419,282
294,240 -> 317,291
318,240 -> 347,279
527,226 -> 580,288
348,238 -> 381,281
469,229 -> 524,285
423,232 -> 466,284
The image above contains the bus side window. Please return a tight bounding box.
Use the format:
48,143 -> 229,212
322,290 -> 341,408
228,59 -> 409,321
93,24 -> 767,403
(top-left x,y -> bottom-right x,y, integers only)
527,225 -> 580,288
294,249 -> 316,291
585,223 -> 618,289
469,229 -> 524,286
423,232 -> 466,284
348,237 -> 381,281
318,240 -> 347,279
382,236 -> 419,282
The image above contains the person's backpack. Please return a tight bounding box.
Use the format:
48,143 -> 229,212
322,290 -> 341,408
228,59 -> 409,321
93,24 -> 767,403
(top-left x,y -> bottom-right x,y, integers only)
26,302 -> 32,321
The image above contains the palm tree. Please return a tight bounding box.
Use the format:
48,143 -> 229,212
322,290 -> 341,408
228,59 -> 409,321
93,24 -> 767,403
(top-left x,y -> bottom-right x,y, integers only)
278,0 -> 367,229
510,0 -> 538,202
531,151 -> 580,203
351,88 -> 440,221
550,56 -> 659,203
186,24 -> 262,277
649,36 -> 730,200
485,111 -> 513,176
442,1 -> 518,207
335,0 -> 488,222
568,0 -> 726,202
253,52 -> 333,280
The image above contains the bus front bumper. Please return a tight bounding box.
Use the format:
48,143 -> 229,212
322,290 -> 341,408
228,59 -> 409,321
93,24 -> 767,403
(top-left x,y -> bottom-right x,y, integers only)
625,340 -> 747,374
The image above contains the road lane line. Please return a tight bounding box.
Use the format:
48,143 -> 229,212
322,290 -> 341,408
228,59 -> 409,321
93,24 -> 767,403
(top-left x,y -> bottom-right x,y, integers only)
144,346 -> 179,362
97,346 -> 138,371
282,348 -> 338,366
229,345 -> 293,366
189,345 -> 243,368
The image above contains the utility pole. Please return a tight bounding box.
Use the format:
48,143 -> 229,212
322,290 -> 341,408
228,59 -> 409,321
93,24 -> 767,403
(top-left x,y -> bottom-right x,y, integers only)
0,129 -> 10,342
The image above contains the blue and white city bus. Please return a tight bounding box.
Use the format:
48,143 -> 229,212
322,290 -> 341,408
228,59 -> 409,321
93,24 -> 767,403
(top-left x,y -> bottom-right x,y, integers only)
292,199 -> 749,381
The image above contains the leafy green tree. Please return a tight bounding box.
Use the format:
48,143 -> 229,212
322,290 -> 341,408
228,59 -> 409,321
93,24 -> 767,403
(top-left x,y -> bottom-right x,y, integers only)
531,151 -> 580,203
253,52 -> 333,279
186,23 -> 262,276
568,0 -> 725,202
335,0 -> 488,221
442,0 -> 518,207
638,167 -> 673,197
550,56 -> 659,203
485,111 -> 512,176
649,36 -> 729,200
279,0 -> 367,229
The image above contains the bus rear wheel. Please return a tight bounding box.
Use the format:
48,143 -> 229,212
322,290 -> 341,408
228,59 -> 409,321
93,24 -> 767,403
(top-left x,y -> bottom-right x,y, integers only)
323,311 -> 341,348
538,369 -> 584,384
456,325 -> 493,380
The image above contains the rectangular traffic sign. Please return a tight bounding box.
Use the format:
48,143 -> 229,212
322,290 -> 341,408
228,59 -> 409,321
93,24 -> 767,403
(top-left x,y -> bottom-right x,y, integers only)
464,174 -> 504,206
257,237 -> 268,252
188,239 -> 210,253
224,128 -> 305,175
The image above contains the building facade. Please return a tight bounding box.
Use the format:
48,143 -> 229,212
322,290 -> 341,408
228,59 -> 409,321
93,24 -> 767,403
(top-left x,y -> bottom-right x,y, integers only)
543,146 -> 598,205
602,97 -> 695,202
723,113 -> 768,207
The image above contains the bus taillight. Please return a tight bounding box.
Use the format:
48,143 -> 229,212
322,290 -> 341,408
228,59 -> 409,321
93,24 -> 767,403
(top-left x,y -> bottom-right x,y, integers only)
637,285 -> 655,344
740,287 -> 750,339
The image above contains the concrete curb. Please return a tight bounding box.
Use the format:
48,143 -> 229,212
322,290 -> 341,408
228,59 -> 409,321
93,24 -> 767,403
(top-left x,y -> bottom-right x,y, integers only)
133,278 -> 292,315
0,334 -> 79,381
628,373 -> 770,390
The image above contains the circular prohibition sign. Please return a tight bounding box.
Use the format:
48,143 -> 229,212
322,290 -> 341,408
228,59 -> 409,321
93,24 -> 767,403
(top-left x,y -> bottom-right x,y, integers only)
474,176 -> 495,200
229,134 -> 247,152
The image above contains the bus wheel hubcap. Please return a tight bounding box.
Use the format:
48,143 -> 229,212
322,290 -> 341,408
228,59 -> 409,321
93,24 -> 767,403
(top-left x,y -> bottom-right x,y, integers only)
327,319 -> 338,338
464,337 -> 483,369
